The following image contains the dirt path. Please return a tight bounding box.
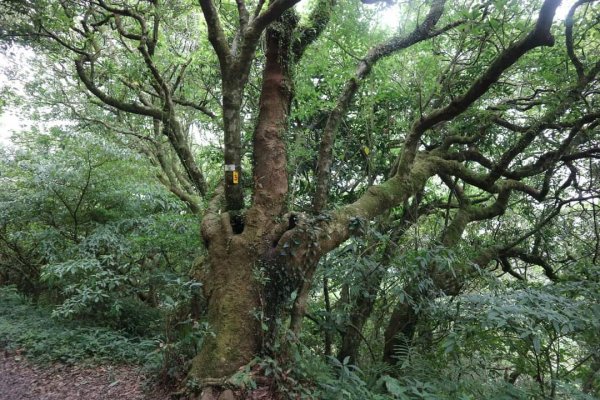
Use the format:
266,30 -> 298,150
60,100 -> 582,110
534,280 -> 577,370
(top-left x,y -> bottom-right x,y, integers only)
0,351 -> 170,400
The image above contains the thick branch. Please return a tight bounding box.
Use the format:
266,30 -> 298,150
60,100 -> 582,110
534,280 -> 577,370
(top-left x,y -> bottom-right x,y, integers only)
317,158 -> 436,253
313,0 -> 449,212
74,58 -> 162,118
292,0 -> 336,61
162,118 -> 208,196
442,189 -> 511,246
505,248 -> 559,282
247,14 -> 296,226
199,0 -> 232,72
565,0 -> 592,81
396,0 -> 561,175
249,0 -> 302,35
236,0 -> 250,29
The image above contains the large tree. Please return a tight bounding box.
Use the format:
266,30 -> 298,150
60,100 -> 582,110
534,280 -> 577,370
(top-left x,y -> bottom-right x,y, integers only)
2,0 -> 600,397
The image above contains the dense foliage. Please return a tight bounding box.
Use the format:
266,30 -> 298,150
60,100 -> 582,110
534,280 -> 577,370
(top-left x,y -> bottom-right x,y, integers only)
1,0 -> 599,399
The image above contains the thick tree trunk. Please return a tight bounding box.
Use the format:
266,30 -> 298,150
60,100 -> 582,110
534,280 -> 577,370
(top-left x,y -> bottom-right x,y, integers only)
189,236 -> 262,379
337,265 -> 384,363
340,197 -> 426,364
383,297 -> 419,364
382,266 -> 464,364
222,87 -> 245,212
381,195 -> 507,364
337,291 -> 378,363
189,12 -> 298,383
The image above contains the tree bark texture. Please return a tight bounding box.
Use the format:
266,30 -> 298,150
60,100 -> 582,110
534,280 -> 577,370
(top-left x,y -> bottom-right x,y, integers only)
190,12 -> 299,380
189,236 -> 262,379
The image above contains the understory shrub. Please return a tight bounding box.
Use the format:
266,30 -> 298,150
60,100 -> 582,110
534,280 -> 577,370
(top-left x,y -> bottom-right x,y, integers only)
0,286 -> 156,365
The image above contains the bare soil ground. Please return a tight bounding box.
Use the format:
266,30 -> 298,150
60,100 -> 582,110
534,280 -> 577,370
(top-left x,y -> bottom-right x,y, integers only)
0,351 -> 170,400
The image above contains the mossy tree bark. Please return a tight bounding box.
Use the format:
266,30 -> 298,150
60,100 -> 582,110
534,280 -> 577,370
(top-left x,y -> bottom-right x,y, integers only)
190,236 -> 261,379
191,11 -> 300,379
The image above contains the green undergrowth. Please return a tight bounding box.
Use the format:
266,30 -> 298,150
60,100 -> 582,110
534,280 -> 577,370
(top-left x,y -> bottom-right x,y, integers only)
0,286 -> 157,365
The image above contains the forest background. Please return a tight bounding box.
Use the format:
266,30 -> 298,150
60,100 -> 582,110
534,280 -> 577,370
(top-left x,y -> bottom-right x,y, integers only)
0,0 -> 599,399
